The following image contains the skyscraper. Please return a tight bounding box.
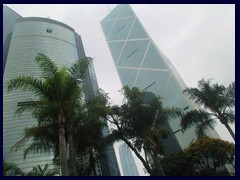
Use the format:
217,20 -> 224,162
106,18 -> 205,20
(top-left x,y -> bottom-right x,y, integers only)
100,4 -> 197,155
3,6 -> 120,175
75,37 -> 120,176
119,144 -> 139,176
3,5 -> 22,73
75,33 -> 120,176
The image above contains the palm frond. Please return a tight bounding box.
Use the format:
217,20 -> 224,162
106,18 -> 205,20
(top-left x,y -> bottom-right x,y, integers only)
183,87 -> 206,107
3,160 -> 25,176
7,76 -> 46,97
42,164 -> 49,175
69,58 -> 90,81
45,169 -> 60,176
24,141 -> 54,159
10,124 -> 56,153
184,79 -> 230,112
35,53 -> 58,79
223,112 -> 235,124
195,119 -> 216,138
180,110 -> 212,132
10,134 -> 31,152
15,100 -> 46,117
37,164 -> 44,174
15,167 -> 25,176
33,106 -> 57,125
158,107 -> 183,124
225,81 -> 235,107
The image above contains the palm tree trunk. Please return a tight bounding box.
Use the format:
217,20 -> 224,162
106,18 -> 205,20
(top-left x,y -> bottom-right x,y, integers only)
153,153 -> 165,176
58,116 -> 68,176
121,137 -> 152,175
68,133 -> 77,176
224,123 -> 235,141
89,149 -> 97,176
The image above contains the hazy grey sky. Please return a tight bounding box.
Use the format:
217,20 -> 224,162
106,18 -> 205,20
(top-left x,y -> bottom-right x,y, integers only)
6,4 -> 235,175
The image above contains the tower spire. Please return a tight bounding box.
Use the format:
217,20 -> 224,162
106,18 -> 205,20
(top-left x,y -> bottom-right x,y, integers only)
107,4 -> 111,12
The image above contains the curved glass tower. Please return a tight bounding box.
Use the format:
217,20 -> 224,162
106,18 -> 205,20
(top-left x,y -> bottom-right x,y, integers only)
3,5 -> 22,74
3,16 -> 79,172
3,6 -> 120,175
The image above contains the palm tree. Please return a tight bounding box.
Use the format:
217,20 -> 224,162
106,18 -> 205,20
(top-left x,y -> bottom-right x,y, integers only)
73,94 -> 107,175
12,103 -> 105,176
4,161 -> 59,176
3,160 -> 25,176
181,79 -> 235,141
99,86 -> 182,176
26,164 -> 59,176
7,53 -> 89,175
10,96 -> 105,176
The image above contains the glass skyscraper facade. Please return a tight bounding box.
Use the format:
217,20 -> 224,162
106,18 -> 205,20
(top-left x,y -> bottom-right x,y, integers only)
3,6 -> 120,175
75,34 -> 120,176
3,5 -> 22,73
100,4 -> 197,155
3,15 -> 77,173
119,144 -> 139,176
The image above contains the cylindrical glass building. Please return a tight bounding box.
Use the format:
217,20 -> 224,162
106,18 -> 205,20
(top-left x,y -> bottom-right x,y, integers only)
3,17 -> 79,172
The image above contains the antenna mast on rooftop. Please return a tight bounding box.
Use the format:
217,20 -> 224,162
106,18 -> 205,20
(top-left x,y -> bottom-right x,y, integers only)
107,4 -> 111,12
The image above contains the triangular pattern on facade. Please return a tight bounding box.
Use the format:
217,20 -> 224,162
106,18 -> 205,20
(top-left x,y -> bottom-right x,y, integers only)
117,4 -> 135,18
117,39 -> 150,68
100,4 -> 205,158
162,76 -> 189,108
108,17 -> 135,41
134,70 -> 170,96
101,5 -> 121,22
118,68 -> 138,88
108,41 -> 125,64
141,42 -> 168,69
101,20 -> 116,39
128,19 -> 149,40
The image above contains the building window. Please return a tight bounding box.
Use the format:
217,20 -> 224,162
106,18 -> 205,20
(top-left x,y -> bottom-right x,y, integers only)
46,29 -> 52,33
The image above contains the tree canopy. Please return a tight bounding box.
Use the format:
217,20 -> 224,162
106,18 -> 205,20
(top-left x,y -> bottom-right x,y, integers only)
95,86 -> 182,176
181,79 -> 235,141
7,53 -> 104,176
162,137 -> 235,176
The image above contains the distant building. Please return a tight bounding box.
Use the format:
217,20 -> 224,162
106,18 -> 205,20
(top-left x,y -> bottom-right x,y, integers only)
3,5 -> 120,175
75,38 -> 120,175
119,144 -> 139,176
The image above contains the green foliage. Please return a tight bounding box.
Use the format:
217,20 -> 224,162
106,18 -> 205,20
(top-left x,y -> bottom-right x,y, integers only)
185,137 -> 235,171
3,160 -> 25,176
181,79 -> 235,141
162,137 -> 235,176
7,53 -> 101,176
181,110 -> 217,138
3,160 -> 58,176
162,151 -> 197,176
26,164 -> 59,176
101,86 -> 182,175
